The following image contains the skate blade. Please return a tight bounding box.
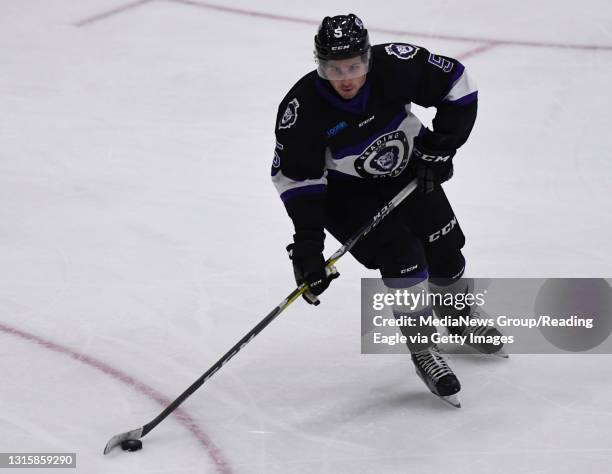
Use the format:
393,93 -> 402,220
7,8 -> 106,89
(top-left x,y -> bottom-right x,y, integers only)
490,347 -> 509,359
440,393 -> 461,408
470,345 -> 509,359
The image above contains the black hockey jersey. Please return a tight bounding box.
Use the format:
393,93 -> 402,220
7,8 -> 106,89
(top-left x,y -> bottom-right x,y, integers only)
272,42 -> 478,241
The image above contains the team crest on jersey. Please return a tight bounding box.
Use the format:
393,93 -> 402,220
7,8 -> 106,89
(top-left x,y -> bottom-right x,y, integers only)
385,43 -> 419,60
278,98 -> 300,130
370,147 -> 400,172
354,131 -> 409,178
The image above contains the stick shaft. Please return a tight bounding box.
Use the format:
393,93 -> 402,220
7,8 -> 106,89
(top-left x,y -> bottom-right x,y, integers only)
142,289 -> 302,436
140,179 -> 418,437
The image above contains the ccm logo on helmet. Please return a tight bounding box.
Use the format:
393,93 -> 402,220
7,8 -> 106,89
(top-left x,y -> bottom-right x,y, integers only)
428,216 -> 457,242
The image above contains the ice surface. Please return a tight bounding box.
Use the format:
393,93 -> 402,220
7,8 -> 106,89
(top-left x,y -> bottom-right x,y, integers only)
1,1 -> 611,473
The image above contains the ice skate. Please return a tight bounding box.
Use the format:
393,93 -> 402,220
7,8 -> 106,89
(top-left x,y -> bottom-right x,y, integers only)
452,310 -> 509,358
430,275 -> 510,359
411,345 -> 461,408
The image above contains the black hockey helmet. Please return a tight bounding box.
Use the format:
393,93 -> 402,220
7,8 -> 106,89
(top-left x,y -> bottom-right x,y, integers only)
314,14 -> 370,60
314,14 -> 371,80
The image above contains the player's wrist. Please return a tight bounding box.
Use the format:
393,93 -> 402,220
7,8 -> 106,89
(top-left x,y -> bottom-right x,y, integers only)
292,229 -> 325,249
415,132 -> 458,153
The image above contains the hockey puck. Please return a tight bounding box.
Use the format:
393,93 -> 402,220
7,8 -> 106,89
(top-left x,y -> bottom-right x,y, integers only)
120,439 -> 143,452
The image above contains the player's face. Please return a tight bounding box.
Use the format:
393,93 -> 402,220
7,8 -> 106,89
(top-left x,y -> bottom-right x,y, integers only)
329,73 -> 367,99
319,56 -> 369,99
325,58 -> 368,99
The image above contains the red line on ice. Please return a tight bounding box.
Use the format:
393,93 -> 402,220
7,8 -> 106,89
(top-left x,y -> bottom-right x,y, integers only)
0,321 -> 232,474
74,0 -> 154,27
456,42 -> 502,60
170,0 -> 612,53
73,0 -> 612,53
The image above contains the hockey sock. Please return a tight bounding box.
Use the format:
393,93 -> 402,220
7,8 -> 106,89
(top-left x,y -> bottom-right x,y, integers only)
383,277 -> 438,353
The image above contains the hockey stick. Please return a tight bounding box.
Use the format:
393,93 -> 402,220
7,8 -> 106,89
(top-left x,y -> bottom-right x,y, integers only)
103,178 -> 418,454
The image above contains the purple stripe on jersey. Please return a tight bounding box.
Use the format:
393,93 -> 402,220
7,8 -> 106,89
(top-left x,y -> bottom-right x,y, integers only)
448,62 -> 466,91
280,184 -> 327,203
332,109 -> 408,160
326,169 -> 360,180
314,77 -> 373,115
446,90 -> 478,105
435,62 -> 468,105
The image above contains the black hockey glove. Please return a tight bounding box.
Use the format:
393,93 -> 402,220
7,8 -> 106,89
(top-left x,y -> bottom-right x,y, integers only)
286,241 -> 339,305
411,137 -> 456,194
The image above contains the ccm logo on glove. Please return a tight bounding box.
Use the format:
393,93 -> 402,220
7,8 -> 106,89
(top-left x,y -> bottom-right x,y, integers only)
417,152 -> 452,163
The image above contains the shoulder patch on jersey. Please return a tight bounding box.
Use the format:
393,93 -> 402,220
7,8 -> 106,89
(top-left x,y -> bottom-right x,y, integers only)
278,98 -> 300,130
384,43 -> 419,60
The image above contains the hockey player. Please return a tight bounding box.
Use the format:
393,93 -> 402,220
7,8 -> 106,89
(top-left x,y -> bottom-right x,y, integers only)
272,14 -> 500,407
